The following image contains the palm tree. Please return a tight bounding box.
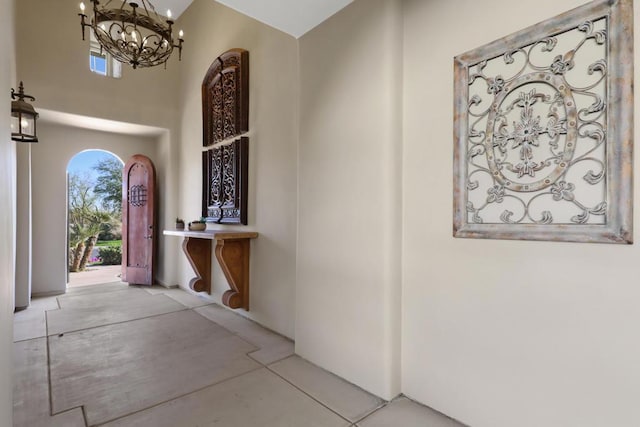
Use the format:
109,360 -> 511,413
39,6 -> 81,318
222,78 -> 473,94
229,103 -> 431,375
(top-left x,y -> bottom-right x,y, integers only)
68,172 -> 117,272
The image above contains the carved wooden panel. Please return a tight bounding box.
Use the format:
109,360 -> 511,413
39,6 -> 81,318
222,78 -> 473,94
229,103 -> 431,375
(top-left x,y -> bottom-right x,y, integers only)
202,49 -> 249,146
202,137 -> 249,225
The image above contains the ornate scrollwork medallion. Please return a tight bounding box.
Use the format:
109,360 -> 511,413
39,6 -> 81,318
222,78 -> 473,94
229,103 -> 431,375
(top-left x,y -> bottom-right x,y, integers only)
453,0 -> 633,243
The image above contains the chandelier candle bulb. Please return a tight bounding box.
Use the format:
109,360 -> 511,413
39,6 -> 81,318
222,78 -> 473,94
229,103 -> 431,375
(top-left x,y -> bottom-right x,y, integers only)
179,30 -> 183,38
79,2 -> 85,12
167,9 -> 172,19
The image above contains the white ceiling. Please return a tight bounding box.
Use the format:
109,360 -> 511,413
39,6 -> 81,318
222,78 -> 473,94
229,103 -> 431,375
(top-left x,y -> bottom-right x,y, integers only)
148,0 -> 193,20
150,0 -> 354,38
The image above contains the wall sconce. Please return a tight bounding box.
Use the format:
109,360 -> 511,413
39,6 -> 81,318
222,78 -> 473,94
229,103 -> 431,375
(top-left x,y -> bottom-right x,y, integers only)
11,81 -> 38,143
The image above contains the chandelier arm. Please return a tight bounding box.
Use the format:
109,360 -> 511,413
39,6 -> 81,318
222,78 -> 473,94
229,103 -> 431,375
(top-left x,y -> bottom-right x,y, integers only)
79,13 -> 87,41
140,1 -> 151,17
174,38 -> 183,61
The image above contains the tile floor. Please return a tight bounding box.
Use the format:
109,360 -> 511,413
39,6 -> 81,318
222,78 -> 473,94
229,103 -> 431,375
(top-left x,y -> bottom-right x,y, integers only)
13,282 -> 466,427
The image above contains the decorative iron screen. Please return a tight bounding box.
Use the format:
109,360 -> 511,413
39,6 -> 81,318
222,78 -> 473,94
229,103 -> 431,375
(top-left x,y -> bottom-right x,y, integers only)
202,49 -> 249,146
202,137 -> 249,225
128,184 -> 147,207
453,0 -> 633,243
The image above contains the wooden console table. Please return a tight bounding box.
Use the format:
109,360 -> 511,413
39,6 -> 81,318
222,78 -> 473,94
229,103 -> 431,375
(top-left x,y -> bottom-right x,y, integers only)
163,229 -> 258,311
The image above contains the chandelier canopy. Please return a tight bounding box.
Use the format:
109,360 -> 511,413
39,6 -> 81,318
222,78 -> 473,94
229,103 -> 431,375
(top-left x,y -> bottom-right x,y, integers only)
79,0 -> 184,69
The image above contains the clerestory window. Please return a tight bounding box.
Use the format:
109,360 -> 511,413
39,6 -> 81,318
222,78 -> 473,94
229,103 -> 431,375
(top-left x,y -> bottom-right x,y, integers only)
89,33 -> 122,78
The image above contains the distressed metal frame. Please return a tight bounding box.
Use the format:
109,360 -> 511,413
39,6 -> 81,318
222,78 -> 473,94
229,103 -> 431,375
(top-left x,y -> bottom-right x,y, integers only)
453,0 -> 633,244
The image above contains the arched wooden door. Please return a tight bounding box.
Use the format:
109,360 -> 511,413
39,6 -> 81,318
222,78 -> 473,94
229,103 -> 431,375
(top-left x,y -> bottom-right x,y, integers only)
122,155 -> 156,285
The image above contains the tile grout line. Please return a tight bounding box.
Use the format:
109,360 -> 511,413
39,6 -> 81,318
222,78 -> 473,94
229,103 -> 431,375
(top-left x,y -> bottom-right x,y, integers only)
190,308 -> 296,367
56,289 -> 170,304
67,280 -> 123,290
392,394 -> 471,427
247,350 -> 294,366
264,362 -> 356,425
43,292 -> 305,425
190,307 -> 261,352
39,300 -> 359,426
81,406 -> 90,427
91,364 -> 265,426
45,304 -> 261,425
45,306 -> 192,337
13,335 -> 49,343
191,306 -> 295,359
154,290 -> 214,309
45,309 -> 91,424
45,311 -> 54,417
58,285 -> 133,299
46,303 -> 265,425
351,400 -> 393,425
12,296 -> 61,343
190,309 -> 299,372
193,304 -> 294,340
16,299 -> 217,343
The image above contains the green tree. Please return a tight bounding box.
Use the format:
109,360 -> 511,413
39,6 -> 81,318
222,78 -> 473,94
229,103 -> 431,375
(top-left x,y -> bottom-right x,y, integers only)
68,172 -> 117,272
93,157 -> 123,214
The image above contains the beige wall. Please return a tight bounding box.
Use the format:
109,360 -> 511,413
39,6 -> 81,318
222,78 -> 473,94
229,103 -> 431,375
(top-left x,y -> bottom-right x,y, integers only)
297,0 -> 402,400
15,143 -> 31,307
0,0 -> 16,422
175,0 -> 299,338
15,0 -> 180,295
30,123 -> 161,295
15,0 -> 179,128
402,0 -> 640,426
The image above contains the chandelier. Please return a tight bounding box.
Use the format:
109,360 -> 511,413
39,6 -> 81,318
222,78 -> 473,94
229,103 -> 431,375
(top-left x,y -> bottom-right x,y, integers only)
79,0 -> 184,69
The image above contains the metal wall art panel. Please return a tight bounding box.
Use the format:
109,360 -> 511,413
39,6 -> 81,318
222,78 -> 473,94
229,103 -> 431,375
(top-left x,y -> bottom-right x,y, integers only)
202,49 -> 249,146
202,137 -> 249,225
453,0 -> 633,243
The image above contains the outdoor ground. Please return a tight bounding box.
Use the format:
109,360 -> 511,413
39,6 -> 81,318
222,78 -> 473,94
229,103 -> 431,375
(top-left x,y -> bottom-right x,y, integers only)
68,265 -> 121,288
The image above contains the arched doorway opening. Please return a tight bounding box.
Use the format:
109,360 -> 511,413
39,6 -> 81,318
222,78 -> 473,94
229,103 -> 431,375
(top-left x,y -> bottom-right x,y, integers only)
66,150 -> 124,287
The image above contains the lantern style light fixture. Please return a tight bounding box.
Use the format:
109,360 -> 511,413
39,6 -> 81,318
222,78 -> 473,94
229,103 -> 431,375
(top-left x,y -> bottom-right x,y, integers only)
78,0 -> 184,69
10,82 -> 38,143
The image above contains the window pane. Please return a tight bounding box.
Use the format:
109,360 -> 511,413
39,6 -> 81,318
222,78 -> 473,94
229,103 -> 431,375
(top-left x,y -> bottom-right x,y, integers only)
90,52 -> 107,76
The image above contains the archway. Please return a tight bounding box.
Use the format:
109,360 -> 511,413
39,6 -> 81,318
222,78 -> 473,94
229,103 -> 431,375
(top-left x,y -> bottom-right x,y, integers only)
66,150 -> 124,287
